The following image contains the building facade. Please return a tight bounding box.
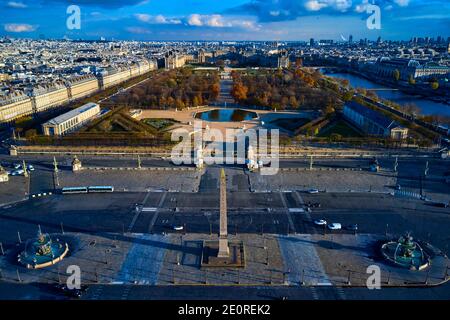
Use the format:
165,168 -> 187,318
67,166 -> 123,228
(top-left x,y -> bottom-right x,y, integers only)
42,102 -> 100,136
0,92 -> 33,122
370,57 -> 450,81
165,51 -> 186,69
98,67 -> 132,89
277,50 -> 290,69
66,75 -> 99,100
31,82 -> 70,112
343,101 -> 408,139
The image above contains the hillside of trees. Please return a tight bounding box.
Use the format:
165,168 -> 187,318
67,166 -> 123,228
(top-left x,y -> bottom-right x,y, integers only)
230,68 -> 341,113
114,68 -> 220,109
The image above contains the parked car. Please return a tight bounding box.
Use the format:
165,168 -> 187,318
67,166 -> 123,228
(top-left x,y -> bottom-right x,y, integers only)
27,164 -> 35,171
395,184 -> 401,191
306,202 -> 321,208
173,225 -> 184,231
13,163 -> 22,169
314,219 -> 327,226
11,169 -> 24,176
327,223 -> 342,230
346,224 -> 358,231
307,189 -> 319,194
433,202 -> 449,208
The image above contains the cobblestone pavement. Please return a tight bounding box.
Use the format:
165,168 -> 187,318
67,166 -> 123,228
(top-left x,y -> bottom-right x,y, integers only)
0,176 -> 28,206
313,233 -> 450,287
157,233 -> 286,285
277,234 -> 331,285
249,169 -> 397,193
58,169 -> 202,192
115,234 -> 171,285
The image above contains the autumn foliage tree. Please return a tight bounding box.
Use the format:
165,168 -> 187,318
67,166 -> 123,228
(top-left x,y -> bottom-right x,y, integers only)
230,68 -> 339,111
115,69 -> 219,110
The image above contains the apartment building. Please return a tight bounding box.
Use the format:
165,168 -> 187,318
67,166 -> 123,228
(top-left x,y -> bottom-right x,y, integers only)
66,75 -> 99,100
98,67 -> 132,89
31,82 -> 69,112
0,92 -> 33,122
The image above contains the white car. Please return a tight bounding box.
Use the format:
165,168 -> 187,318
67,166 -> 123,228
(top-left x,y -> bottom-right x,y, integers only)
27,165 -> 35,171
13,163 -> 22,169
173,225 -> 184,231
314,219 -> 327,226
11,169 -> 24,176
327,223 -> 342,230
307,189 -> 319,194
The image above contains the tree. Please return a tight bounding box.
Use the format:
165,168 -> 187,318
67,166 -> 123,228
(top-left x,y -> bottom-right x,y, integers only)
289,96 -> 298,108
342,91 -> 354,102
231,82 -> 248,101
430,81 -> 439,90
393,69 -> 400,82
408,74 -> 416,85
192,96 -> 199,108
25,129 -> 37,139
210,83 -> 220,100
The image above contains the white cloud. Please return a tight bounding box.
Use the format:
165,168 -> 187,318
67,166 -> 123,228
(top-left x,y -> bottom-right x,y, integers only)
355,0 -> 368,13
305,0 -> 327,11
4,23 -> 37,32
206,15 -> 227,27
188,14 -> 203,26
394,0 -> 410,7
187,14 -> 259,30
135,13 -> 181,24
135,13 -> 151,22
6,1 -> 27,9
126,27 -> 152,34
305,0 -> 352,12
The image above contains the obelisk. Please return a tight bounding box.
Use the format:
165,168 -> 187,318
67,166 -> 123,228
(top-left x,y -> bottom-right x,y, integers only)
217,168 -> 229,258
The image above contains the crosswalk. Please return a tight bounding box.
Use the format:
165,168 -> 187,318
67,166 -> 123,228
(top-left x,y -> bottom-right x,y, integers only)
394,190 -> 422,199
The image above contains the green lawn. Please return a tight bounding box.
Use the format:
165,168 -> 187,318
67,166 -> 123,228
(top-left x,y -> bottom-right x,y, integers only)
270,118 -> 311,132
318,119 -> 363,138
141,118 -> 179,131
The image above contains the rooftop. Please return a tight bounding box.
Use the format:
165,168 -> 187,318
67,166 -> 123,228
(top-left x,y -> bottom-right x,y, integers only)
43,102 -> 99,126
345,101 -> 401,130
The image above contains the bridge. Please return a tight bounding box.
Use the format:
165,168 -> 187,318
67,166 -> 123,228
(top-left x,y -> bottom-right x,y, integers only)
365,88 -> 400,91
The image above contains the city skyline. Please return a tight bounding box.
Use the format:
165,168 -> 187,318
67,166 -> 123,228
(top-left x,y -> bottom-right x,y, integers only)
0,0 -> 449,41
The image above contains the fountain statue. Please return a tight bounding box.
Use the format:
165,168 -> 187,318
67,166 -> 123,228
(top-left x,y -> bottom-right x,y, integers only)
18,229 -> 69,269
381,232 -> 430,271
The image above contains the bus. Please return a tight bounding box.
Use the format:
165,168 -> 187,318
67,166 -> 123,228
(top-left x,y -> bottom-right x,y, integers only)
87,186 -> 114,193
61,187 -> 88,194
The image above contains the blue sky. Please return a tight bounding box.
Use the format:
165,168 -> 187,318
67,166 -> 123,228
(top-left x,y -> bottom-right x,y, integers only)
0,0 -> 449,41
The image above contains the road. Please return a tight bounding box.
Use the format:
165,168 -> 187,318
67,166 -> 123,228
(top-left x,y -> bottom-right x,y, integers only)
0,282 -> 449,300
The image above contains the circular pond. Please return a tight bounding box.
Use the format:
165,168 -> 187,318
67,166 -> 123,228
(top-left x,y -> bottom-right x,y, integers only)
195,109 -> 257,122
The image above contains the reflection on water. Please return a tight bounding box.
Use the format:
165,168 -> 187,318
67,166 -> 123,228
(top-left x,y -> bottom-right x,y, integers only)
327,72 -> 450,117
195,109 -> 257,122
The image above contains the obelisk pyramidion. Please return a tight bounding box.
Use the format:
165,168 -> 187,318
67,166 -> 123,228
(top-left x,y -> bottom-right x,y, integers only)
218,168 -> 230,258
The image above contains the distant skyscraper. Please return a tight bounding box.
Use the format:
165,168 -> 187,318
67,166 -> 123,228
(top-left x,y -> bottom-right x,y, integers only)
349,35 -> 353,44
309,38 -> 315,47
377,36 -> 382,45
